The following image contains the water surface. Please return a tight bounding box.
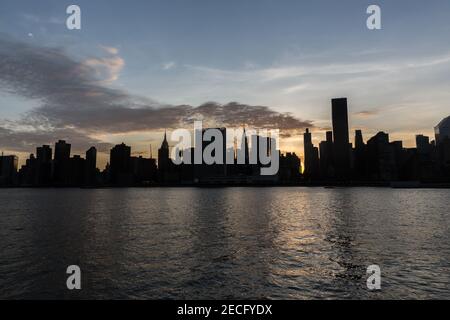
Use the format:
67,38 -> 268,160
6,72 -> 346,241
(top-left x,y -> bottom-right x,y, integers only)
1,187 -> 449,299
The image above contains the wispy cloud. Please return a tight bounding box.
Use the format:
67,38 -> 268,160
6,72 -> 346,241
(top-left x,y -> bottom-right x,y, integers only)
20,13 -> 64,25
99,45 -> 119,55
353,110 -> 379,119
283,83 -> 309,94
185,51 -> 450,87
162,61 -> 176,70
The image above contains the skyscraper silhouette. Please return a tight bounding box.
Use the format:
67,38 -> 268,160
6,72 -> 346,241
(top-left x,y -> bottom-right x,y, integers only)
0,154 -> 18,186
303,128 -> 312,177
85,147 -> 97,185
54,140 -> 71,185
332,98 -> 351,180
36,145 -> 52,185
355,130 -> 364,150
354,130 -> 367,180
110,143 -> 131,185
158,131 -> 169,171
416,135 -> 431,154
319,131 -> 334,179
303,128 -> 319,179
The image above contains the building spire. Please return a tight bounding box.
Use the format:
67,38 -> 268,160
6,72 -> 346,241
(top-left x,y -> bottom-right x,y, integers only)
161,130 -> 169,149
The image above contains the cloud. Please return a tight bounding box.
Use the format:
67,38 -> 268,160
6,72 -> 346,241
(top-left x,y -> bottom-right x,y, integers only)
20,13 -> 64,25
186,52 -> 450,84
100,45 -> 119,55
162,61 -> 176,70
0,36 -> 312,155
0,126 -> 113,153
353,110 -> 379,119
82,55 -> 125,83
283,83 -> 309,94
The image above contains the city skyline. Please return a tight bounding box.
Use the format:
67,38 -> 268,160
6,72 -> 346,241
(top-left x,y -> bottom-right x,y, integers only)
0,98 -> 448,171
1,1 -> 450,169
2,97 -> 449,187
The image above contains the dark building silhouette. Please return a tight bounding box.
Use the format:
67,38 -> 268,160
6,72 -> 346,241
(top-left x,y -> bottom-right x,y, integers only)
0,154 -> 18,186
18,154 -> 36,186
110,143 -> 132,185
366,132 -> 400,181
303,128 -> 319,180
36,145 -> 52,186
355,129 -> 364,149
413,134 -> 435,181
158,131 -> 176,183
435,116 -> 450,143
435,117 -> 450,179
279,152 -> 301,182
199,128 -> 228,180
69,155 -> 85,186
158,131 -> 169,169
437,137 -> 450,178
53,140 -> 71,185
416,135 -> 431,154
131,156 -> 157,184
319,131 -> 334,179
353,130 -> 367,180
331,98 -> 351,180
85,147 -> 97,186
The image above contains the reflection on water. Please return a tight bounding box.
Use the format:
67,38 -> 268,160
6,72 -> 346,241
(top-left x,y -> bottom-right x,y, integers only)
0,187 -> 449,299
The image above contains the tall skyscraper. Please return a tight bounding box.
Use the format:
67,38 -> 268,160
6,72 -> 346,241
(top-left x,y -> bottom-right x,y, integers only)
69,155 -> 85,186
0,155 -> 18,186
54,140 -> 71,160
303,128 -> 319,179
366,132 -> 398,181
158,131 -> 170,171
354,130 -> 367,180
332,98 -> 350,180
158,131 -> 172,183
85,147 -> 97,185
54,140 -> 71,184
319,131 -> 334,179
303,128 -> 312,176
110,143 -> 131,184
355,130 -> 364,150
36,145 -> 52,185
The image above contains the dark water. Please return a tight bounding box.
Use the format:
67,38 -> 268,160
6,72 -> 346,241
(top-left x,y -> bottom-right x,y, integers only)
0,187 -> 449,299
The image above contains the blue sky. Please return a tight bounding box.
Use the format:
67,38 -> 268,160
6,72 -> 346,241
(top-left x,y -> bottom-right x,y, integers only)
1,0 -> 450,167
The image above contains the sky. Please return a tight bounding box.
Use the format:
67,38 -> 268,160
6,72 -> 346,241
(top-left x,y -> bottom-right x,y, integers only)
1,0 -> 450,168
